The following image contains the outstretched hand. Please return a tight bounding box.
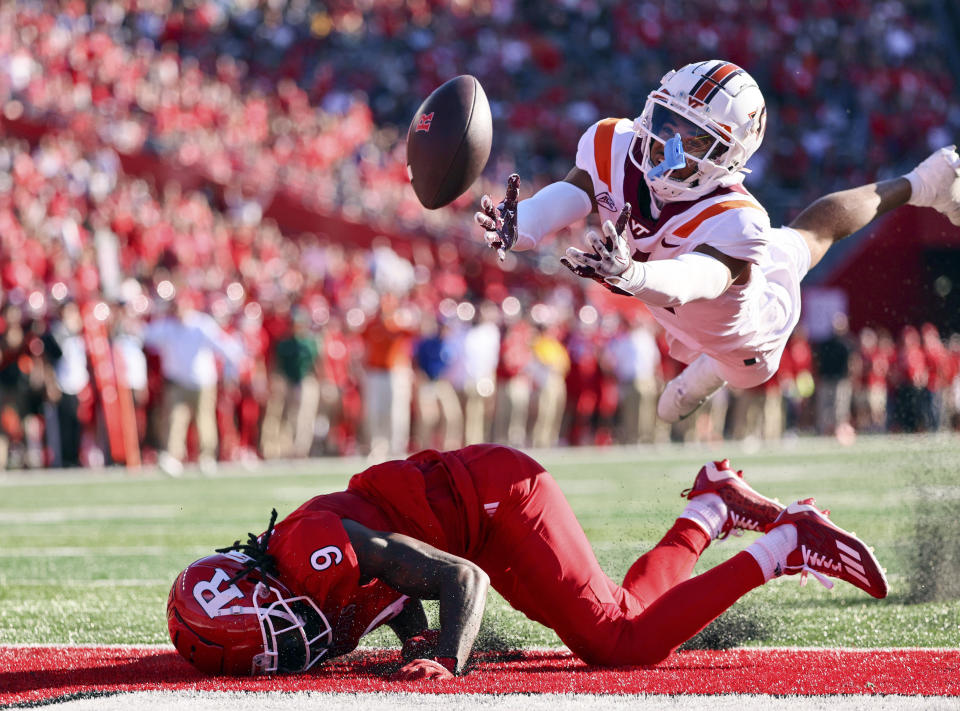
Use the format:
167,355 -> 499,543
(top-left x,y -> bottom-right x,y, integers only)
475,174 -> 521,260
560,203 -> 635,296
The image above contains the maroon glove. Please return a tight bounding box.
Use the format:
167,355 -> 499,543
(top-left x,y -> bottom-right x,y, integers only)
401,629 -> 441,662
560,203 -> 634,296
390,657 -> 456,681
475,173 -> 521,259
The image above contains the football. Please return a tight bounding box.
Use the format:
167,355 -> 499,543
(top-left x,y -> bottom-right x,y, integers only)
406,74 -> 492,210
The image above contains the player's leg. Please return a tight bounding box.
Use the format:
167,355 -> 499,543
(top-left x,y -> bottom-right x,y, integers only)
658,346 -> 783,424
469,453 -> 762,663
656,354 -> 728,423
467,450 -> 650,659
607,496 -> 887,665
470,450 -> 885,666
472,460 -> 764,665
623,459 -> 783,605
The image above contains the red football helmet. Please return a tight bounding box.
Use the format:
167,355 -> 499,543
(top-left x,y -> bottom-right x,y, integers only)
167,551 -> 332,675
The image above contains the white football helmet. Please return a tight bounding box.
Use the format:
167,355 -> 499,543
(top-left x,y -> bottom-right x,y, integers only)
630,60 -> 767,202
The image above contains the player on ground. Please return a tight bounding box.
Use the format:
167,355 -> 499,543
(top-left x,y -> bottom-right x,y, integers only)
168,445 -> 887,679
476,59 -> 960,421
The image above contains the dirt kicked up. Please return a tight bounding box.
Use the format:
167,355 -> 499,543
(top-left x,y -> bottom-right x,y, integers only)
2,645 -> 958,706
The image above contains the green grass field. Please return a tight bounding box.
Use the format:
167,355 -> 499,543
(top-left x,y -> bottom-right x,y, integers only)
2,435 -> 959,651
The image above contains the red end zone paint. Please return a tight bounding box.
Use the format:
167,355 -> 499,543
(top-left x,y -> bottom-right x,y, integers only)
2,647 -> 958,705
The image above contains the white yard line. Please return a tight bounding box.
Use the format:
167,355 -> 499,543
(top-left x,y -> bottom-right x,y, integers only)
42,691 -> 960,711
0,545 -> 212,557
0,505 -> 181,523
4,643 -> 958,653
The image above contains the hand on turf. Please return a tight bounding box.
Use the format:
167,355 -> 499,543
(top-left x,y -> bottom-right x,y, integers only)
401,629 -> 441,662
475,173 -> 521,260
905,145 -> 960,225
390,657 -> 455,681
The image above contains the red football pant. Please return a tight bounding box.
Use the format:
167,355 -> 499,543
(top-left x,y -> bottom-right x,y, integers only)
471,463 -> 765,666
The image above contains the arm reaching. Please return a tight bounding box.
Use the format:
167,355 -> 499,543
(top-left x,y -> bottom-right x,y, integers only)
342,518 -> 488,676
790,146 -> 960,269
476,168 -> 594,257
562,204 -> 733,307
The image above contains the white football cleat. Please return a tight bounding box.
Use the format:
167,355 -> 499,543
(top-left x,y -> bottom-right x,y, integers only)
682,459 -> 783,539
767,499 -> 889,599
905,145 -> 960,226
657,354 -> 726,422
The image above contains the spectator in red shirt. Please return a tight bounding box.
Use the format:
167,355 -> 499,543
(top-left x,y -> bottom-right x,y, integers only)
783,327 -> 815,433
856,327 -> 893,433
921,322 -> 949,431
492,313 -> 533,448
891,325 -> 928,433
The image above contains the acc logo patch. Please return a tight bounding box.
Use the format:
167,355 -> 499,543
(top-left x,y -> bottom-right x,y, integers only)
415,112 -> 434,133
595,192 -> 617,212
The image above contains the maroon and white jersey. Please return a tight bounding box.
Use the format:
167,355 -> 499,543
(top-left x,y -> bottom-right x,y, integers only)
575,117 -> 808,374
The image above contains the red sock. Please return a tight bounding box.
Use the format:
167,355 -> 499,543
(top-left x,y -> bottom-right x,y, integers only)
622,518 -> 712,606
617,551 -> 766,663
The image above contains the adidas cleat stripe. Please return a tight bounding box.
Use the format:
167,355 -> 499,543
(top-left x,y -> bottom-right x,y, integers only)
845,567 -> 871,587
836,540 -> 862,561
840,554 -> 867,576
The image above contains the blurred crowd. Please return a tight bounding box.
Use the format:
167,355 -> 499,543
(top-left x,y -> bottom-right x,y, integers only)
2,134 -> 959,471
2,0 -> 957,232
1,0 -> 959,471
3,268 -> 960,471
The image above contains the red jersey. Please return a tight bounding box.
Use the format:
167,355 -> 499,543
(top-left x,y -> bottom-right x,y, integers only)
267,447 -> 495,656
267,509 -> 409,657
233,443 -> 757,670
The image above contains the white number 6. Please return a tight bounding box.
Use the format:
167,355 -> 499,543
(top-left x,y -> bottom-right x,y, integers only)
310,545 -> 343,571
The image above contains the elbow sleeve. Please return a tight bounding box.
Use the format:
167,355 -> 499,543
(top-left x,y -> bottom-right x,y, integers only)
615,252 -> 733,307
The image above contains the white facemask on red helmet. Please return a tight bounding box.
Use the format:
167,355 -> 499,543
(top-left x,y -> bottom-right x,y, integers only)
630,60 -> 767,202
167,552 -> 332,675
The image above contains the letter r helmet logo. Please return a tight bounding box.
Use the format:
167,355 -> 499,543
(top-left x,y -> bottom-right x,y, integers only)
192,568 -> 244,618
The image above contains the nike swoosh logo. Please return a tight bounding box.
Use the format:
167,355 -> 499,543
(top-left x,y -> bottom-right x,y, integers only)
661,239 -> 682,248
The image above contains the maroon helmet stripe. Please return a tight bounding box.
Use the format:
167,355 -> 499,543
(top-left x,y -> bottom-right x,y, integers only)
703,66 -> 746,103
691,62 -> 741,104
687,60 -> 725,102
